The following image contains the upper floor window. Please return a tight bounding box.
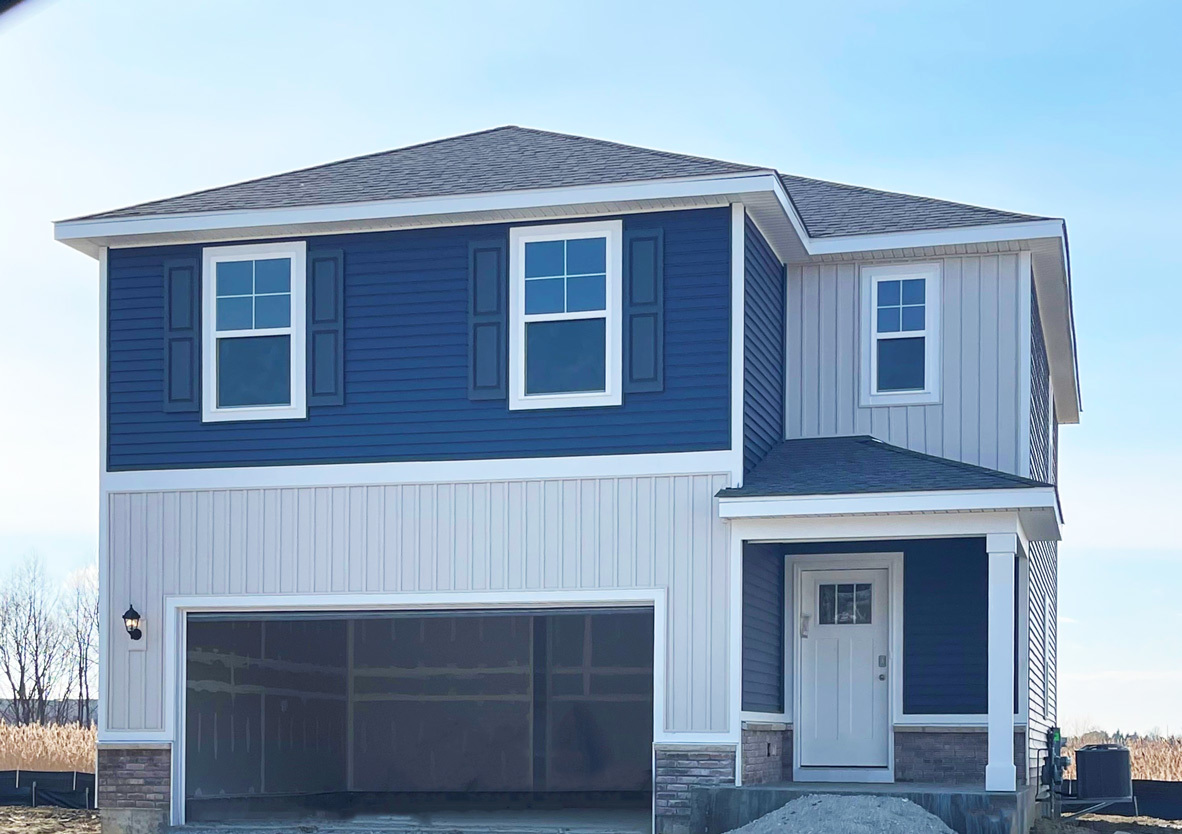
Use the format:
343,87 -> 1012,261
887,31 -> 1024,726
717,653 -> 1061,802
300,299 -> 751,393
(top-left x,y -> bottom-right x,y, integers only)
509,220 -> 622,410
202,241 -> 307,422
860,262 -> 941,407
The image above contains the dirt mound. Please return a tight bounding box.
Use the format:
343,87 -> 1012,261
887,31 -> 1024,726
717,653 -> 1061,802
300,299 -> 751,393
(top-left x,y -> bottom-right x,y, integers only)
725,793 -> 956,834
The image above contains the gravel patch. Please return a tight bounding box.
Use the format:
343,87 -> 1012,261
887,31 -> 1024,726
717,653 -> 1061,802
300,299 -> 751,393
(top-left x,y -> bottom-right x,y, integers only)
725,794 -> 956,834
0,807 -> 98,834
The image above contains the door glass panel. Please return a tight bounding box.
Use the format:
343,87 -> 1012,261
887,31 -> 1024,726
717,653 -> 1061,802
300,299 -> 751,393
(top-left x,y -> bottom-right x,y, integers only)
818,581 -> 872,625
855,583 -> 872,624
836,584 -> 855,624
818,584 -> 836,625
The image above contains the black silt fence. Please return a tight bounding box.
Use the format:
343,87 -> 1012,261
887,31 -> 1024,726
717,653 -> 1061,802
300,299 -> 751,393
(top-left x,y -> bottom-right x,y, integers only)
1063,779 -> 1182,820
0,770 -> 96,809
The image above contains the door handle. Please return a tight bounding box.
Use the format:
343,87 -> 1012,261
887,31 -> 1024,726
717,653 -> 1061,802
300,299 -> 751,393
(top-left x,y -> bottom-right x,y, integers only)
800,614 -> 811,638
878,654 -> 887,680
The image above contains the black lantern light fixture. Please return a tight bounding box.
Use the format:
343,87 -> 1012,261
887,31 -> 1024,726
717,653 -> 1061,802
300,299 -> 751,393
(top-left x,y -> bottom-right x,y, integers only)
123,605 -> 143,641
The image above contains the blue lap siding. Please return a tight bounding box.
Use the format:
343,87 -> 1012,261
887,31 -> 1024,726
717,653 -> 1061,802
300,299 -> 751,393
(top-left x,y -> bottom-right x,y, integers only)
742,543 -> 786,713
778,538 -> 1019,715
106,208 -> 731,470
742,216 -> 785,473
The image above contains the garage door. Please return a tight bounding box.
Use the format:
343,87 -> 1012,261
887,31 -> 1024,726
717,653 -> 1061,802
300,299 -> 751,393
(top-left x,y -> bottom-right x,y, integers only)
184,608 -> 654,820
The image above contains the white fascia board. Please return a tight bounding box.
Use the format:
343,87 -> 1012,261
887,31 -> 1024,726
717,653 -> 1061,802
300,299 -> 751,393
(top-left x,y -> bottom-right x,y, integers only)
102,449 -> 734,493
717,486 -> 1060,519
54,171 -> 785,254
803,219 -> 1068,256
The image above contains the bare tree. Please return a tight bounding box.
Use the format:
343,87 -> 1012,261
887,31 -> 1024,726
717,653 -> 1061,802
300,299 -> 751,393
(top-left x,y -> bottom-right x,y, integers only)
0,554 -> 70,724
64,565 -> 99,726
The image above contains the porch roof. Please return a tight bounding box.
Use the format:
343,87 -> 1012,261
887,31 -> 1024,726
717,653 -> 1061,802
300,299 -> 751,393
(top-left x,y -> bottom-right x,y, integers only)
719,436 -> 1051,498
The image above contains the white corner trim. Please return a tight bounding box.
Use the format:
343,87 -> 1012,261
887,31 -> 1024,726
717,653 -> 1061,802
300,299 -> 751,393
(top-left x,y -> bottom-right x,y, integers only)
859,262 -> 942,408
728,523 -> 744,744
730,203 -> 746,487
98,247 -> 112,739
200,240 -> 307,423
718,487 -> 1059,520
101,449 -> 734,493
507,219 -> 623,411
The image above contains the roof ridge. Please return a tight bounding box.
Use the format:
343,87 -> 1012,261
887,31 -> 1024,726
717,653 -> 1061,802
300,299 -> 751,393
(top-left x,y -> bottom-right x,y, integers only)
855,435 -> 1051,487
505,125 -> 765,173
778,172 -> 1051,223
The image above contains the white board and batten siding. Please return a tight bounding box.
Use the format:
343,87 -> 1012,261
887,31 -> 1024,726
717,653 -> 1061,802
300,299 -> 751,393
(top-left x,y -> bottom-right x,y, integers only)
787,254 -> 1028,476
105,472 -> 732,737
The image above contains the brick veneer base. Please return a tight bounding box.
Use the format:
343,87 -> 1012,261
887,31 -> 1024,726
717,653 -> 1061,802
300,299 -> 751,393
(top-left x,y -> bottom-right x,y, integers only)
654,744 -> 736,834
97,746 -> 170,834
741,723 -> 790,785
894,729 -> 1027,785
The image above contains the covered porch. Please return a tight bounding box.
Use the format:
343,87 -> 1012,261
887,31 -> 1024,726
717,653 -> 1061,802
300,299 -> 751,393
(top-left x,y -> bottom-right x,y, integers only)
720,437 -> 1061,803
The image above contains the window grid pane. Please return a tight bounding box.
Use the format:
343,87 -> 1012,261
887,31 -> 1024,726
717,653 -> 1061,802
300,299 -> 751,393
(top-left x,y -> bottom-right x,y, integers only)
524,238 -> 608,316
215,258 -> 293,331
818,582 -> 872,625
876,277 -> 925,335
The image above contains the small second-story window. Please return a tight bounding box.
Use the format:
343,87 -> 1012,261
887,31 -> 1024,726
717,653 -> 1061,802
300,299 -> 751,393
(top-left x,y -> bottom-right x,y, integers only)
202,241 -> 307,422
860,262 -> 941,406
509,220 -> 622,410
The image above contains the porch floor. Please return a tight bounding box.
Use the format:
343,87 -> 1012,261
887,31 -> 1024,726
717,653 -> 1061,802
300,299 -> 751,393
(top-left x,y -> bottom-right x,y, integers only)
692,781 -> 1038,834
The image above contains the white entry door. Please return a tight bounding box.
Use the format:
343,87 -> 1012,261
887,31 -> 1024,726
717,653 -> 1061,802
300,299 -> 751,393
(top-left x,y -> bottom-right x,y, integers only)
799,568 -> 890,768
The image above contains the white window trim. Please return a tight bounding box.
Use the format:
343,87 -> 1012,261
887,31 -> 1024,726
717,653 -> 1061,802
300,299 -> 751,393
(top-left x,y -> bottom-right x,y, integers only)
201,240 -> 307,422
508,219 -> 623,410
860,262 -> 942,407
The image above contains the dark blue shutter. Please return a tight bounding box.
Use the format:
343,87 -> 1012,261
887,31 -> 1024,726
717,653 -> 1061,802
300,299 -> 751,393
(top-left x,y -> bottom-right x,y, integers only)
468,238 -> 507,400
162,258 -> 200,413
307,248 -> 345,406
623,228 -> 664,393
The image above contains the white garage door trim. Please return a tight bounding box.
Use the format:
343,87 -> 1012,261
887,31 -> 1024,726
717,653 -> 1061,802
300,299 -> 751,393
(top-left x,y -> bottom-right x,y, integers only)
164,588 -> 667,826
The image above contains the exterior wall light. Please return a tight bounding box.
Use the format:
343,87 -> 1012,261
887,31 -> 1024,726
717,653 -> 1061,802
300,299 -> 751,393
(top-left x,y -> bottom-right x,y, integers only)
123,605 -> 143,641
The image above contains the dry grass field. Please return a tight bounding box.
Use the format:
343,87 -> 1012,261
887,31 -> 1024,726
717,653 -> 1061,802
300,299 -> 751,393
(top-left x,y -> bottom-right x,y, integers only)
0,723 -> 96,772
1065,735 -> 1182,782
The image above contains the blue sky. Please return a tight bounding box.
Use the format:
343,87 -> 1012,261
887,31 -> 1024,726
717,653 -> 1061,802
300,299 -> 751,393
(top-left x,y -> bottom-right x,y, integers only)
1,0 -> 1179,732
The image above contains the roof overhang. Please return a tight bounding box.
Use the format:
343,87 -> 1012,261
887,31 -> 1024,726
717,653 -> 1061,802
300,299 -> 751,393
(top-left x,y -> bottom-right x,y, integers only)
55,169 -> 1080,421
54,171 -> 808,262
718,486 -> 1062,542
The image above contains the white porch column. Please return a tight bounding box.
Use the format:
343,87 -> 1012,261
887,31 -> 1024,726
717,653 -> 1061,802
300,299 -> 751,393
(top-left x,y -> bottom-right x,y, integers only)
985,532 -> 1018,792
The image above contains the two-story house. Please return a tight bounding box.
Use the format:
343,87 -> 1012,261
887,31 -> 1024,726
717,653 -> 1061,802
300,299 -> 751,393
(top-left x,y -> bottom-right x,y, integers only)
54,127 -> 1078,834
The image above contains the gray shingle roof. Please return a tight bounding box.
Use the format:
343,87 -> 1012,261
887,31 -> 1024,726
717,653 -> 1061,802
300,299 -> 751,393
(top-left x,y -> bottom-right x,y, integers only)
718,436 -> 1050,498
779,173 -> 1046,238
72,126 -> 762,221
70,126 -> 1054,239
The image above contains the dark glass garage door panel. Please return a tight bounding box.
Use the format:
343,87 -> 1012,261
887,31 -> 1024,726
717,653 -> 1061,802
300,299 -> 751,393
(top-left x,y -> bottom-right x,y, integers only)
351,615 -> 534,792
186,609 -> 654,815
186,619 -> 348,800
544,613 -> 655,791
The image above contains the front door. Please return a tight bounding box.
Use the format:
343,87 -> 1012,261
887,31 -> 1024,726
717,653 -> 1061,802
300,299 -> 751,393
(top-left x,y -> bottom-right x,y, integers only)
799,568 -> 890,768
